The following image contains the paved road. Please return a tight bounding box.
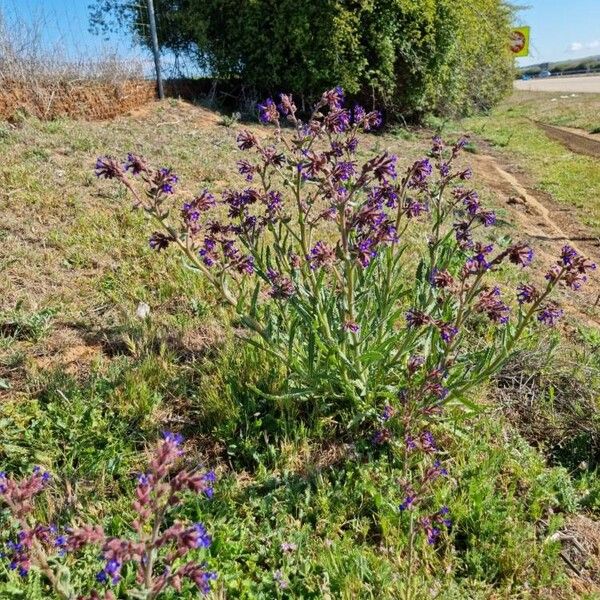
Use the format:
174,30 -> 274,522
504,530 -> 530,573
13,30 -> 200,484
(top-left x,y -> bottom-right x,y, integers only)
514,75 -> 600,93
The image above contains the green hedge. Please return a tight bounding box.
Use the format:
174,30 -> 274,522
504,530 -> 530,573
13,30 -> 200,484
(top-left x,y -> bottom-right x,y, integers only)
94,0 -> 516,120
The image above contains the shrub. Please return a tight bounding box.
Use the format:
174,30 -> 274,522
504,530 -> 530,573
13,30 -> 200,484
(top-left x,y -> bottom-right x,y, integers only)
91,0 -> 516,119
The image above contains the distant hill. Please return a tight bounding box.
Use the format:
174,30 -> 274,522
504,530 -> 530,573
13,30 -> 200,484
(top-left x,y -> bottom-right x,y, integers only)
520,55 -> 600,75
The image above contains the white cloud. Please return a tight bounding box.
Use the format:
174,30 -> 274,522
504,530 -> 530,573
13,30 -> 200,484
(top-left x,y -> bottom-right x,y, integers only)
568,40 -> 600,53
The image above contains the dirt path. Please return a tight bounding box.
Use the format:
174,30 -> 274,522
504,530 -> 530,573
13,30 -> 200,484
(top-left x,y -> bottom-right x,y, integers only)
470,150 -> 600,325
534,121 -> 600,158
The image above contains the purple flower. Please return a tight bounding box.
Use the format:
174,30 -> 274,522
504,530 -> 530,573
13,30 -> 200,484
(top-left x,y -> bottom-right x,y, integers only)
201,471 -> 216,498
274,569 -> 289,589
199,237 -> 218,267
332,161 -> 356,181
353,104 -> 366,125
324,109 -> 351,134
158,168 -> 178,194
508,244 -> 534,267
410,158 -> 432,185
406,309 -> 430,327
475,287 -> 510,324
462,190 -> 480,215
421,431 -> 437,452
237,159 -> 255,181
264,191 -> 283,216
98,559 -> 122,585
405,199 -> 428,218
516,283 -> 538,304
431,135 -> 444,154
236,255 -> 255,275
537,303 -> 563,326
237,130 -> 259,150
458,167 -> 472,180
329,141 -> 344,157
124,153 -> 148,175
354,106 -> 383,131
95,156 -> 123,179
430,269 -> 454,288
399,495 -> 416,511
193,523 -> 212,549
354,238 -> 378,267
258,98 -> 279,124
372,428 -> 391,445
309,241 -> 336,269
421,517 -> 441,545
437,321 -> 458,343
162,431 -> 184,447
453,221 -> 473,249
149,231 -> 173,252
371,153 -> 398,182
380,405 -> 395,421
346,137 -> 359,153
343,320 -> 360,333
560,245 -> 578,265
452,137 -> 468,155
322,86 -> 344,109
266,268 -> 295,299
280,541 -> 297,553
278,93 -> 296,116
545,265 -> 562,283
479,210 -> 496,227
407,355 -> 425,375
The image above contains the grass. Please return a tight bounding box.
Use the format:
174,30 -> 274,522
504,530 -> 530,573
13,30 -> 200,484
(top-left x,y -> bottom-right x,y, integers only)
454,92 -> 600,235
1,95 -> 600,598
500,90 -> 600,133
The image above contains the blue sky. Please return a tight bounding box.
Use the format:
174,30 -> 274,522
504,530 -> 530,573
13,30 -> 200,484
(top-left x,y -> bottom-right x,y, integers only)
0,0 -> 146,60
2,0 -> 599,68
515,0 -> 600,66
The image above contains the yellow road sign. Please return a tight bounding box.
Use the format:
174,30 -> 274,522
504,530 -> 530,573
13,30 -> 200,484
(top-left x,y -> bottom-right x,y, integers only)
510,26 -> 530,57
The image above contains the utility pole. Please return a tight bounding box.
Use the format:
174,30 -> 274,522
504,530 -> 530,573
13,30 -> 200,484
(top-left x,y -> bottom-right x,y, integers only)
146,0 -> 164,99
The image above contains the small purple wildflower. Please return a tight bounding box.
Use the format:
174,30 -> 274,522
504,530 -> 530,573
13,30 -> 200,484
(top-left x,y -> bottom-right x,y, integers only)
280,541 -> 297,553
258,98 -> 279,124
516,283 -> 538,304
343,320 -> 360,333
537,303 -> 563,326
95,156 -> 122,179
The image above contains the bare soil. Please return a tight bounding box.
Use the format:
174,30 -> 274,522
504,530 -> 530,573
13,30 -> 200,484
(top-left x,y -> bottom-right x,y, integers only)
0,79 -> 156,121
535,121 -> 600,158
470,146 -> 600,326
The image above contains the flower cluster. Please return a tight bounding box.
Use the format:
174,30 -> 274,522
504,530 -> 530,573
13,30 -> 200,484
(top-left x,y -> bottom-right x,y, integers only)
370,360 -> 452,544
95,87 -> 595,416
0,434 -> 217,599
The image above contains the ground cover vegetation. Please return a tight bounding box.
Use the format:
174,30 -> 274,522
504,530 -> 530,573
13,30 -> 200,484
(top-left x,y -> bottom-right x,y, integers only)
1,90 -> 600,598
457,91 -> 600,237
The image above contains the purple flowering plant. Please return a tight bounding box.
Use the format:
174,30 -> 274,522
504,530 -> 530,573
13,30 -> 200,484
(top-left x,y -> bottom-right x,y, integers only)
94,88 -> 595,421
0,433 -> 216,599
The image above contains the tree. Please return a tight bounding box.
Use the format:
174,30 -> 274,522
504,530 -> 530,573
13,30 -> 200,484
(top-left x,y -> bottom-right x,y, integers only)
90,0 -> 516,119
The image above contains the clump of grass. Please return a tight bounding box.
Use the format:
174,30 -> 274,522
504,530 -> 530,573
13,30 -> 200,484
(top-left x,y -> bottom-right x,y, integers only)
0,304 -> 56,342
494,331 -> 600,472
219,112 -> 241,127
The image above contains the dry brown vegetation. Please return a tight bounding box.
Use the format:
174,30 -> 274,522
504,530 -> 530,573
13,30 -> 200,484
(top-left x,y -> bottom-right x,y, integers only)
0,10 -> 156,121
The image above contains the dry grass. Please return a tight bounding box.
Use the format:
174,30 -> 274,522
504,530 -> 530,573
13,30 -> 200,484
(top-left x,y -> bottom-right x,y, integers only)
0,11 -> 154,120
